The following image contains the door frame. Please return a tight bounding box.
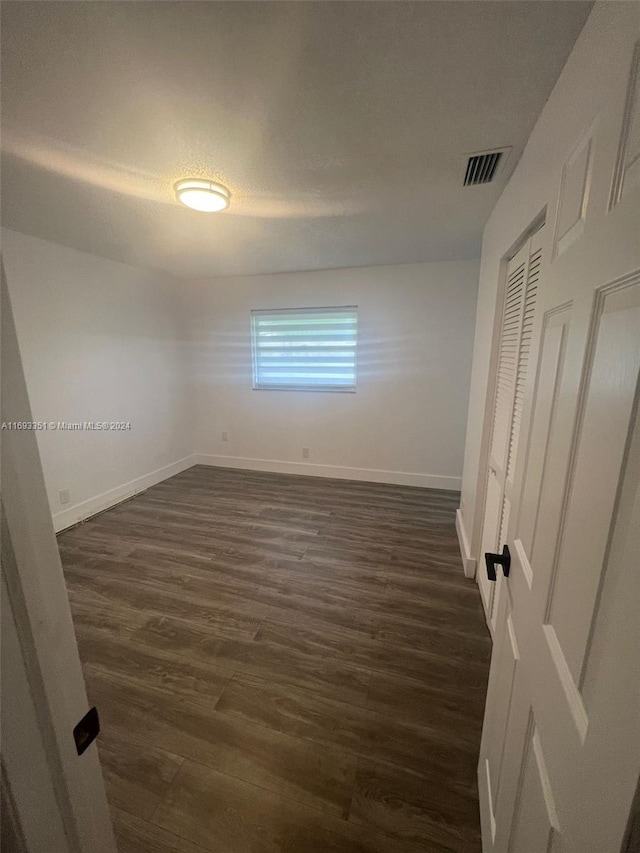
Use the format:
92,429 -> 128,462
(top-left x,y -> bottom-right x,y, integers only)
1,261 -> 116,853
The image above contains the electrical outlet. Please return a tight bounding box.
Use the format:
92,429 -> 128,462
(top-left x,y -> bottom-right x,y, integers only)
59,488 -> 71,506
302,448 -> 310,459
221,431 -> 228,442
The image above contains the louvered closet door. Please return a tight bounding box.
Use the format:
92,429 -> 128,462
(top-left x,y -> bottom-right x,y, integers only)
477,226 -> 544,635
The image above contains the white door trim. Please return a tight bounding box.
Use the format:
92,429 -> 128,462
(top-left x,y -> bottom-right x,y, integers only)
1,262 -> 116,853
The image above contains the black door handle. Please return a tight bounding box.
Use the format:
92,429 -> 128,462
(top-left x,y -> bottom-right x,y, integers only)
73,706 -> 100,755
485,544 -> 511,581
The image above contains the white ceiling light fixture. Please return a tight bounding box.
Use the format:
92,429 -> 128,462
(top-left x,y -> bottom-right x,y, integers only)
174,178 -> 231,212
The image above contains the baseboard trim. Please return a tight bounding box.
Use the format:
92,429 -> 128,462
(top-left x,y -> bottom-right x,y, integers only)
52,454 -> 196,533
456,508 -> 477,578
194,454 -> 461,491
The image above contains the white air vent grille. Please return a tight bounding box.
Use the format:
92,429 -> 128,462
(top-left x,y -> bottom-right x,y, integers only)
463,150 -> 505,186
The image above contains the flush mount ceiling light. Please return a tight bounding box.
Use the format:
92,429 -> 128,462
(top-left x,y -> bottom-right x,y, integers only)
174,178 -> 231,212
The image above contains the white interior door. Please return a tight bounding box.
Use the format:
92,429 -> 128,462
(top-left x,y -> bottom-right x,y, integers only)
478,227 -> 544,636
478,32 -> 640,853
1,263 -> 116,853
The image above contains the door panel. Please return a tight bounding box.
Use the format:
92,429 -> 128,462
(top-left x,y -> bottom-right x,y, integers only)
508,727 -> 559,853
484,611 -> 519,823
506,233 -> 544,485
479,588 -> 517,846
544,283 -> 640,682
480,595 -> 533,852
517,308 -> 570,564
489,244 -> 529,473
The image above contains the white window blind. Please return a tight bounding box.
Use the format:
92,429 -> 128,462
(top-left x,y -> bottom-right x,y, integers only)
251,306 -> 358,392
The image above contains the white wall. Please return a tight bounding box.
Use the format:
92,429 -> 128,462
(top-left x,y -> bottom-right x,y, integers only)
3,230 -> 479,525
187,260 -> 479,489
458,2 -> 640,560
2,228 -> 194,530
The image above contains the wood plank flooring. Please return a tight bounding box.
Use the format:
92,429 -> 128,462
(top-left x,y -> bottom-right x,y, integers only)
58,465 -> 491,853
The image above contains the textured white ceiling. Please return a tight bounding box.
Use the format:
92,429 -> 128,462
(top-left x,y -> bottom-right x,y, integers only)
1,1 -> 591,279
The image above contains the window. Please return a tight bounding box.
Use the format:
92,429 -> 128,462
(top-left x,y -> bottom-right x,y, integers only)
251,306 -> 358,392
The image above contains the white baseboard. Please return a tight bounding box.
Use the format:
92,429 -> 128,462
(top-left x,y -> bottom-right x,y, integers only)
456,508 -> 477,578
194,453 -> 461,491
52,454 -> 196,533
52,452 -> 461,533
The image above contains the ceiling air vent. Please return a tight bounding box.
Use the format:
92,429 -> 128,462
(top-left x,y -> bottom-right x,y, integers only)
462,149 -> 507,186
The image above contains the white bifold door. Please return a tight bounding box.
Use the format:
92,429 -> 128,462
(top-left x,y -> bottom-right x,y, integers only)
478,226 -> 544,638
477,25 -> 640,853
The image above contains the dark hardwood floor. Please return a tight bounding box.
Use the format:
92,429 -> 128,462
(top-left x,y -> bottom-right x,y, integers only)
58,465 -> 491,853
